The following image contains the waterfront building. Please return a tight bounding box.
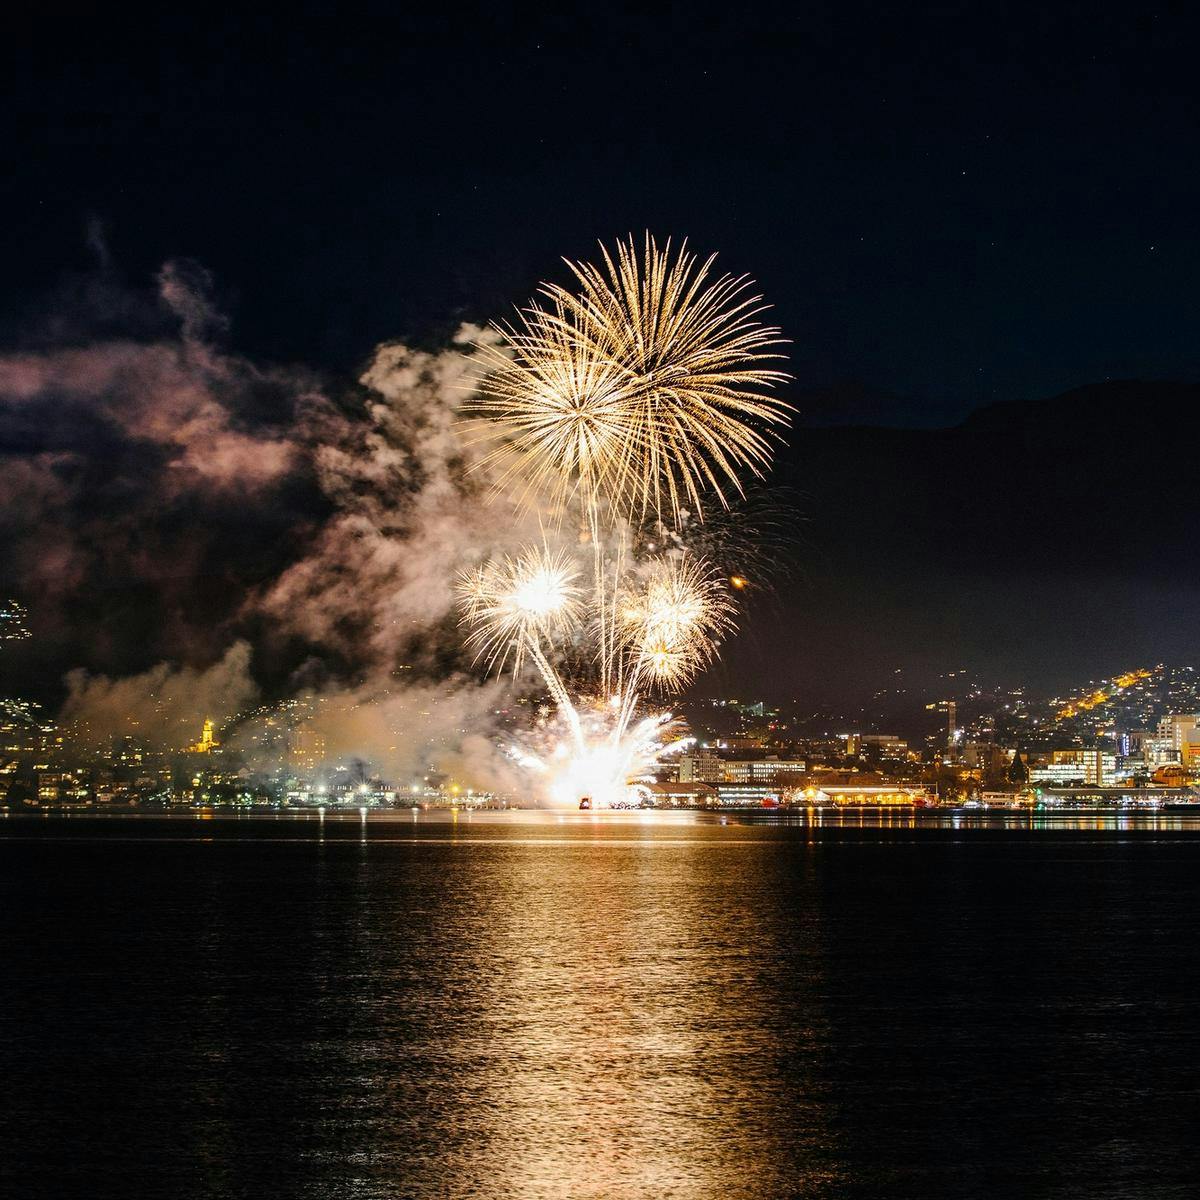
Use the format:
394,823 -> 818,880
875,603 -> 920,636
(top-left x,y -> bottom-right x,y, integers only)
677,750 -> 724,783
980,790 -> 1022,807
1029,749 -> 1120,787
1036,785 -> 1196,808
796,785 -> 929,807
713,783 -> 783,806
643,781 -> 718,807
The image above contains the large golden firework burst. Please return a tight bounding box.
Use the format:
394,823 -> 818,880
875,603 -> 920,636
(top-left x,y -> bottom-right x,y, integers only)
470,233 -> 791,528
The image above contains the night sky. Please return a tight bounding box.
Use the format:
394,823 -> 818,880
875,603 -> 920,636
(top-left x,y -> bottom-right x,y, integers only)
3,5 -> 1199,708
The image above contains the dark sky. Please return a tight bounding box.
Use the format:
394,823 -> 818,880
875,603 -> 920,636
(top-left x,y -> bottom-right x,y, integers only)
2,4 -> 1199,706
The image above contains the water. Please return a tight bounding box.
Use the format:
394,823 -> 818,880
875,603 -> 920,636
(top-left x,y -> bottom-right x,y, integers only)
2,810 -> 1199,1199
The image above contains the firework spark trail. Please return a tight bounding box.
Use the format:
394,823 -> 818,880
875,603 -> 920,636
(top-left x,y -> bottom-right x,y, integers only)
455,234 -> 790,807
523,635 -> 584,753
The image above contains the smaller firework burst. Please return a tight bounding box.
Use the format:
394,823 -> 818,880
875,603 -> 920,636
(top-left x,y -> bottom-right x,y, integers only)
617,554 -> 735,690
456,545 -> 581,676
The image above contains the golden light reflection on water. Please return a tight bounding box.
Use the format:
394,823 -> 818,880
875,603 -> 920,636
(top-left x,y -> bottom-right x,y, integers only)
6,809 -> 1200,1196
372,813 -> 844,1198
323,805 -> 1200,1198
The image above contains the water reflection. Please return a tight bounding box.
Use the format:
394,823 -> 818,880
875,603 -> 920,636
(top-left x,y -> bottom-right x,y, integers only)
437,833 -> 842,1196
3,812 -> 1200,1198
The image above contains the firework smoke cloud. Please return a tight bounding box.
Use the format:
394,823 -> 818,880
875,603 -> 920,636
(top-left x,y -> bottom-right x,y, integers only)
0,235 -> 788,799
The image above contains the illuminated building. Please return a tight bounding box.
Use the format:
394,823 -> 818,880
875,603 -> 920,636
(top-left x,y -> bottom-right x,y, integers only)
863,734 -> 907,754
980,790 -> 1024,807
1115,729 -> 1149,757
1035,784 -> 1195,808
289,726 -> 326,773
677,750 -> 723,783
843,733 -> 909,761
1143,736 -> 1181,770
926,700 -> 957,751
643,781 -> 718,806
714,783 -> 783,806
187,718 -> 219,753
1157,713 -> 1200,765
720,756 -> 807,783
1152,763 -> 1188,786
678,751 -> 806,785
1029,749 -> 1119,787
36,771 -> 88,805
798,785 -> 929,806
721,735 -> 769,751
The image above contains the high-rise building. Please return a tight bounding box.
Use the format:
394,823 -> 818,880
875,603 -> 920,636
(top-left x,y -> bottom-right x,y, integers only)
289,726 -> 327,773
841,733 -> 907,758
677,751 -> 723,783
1157,714 -> 1200,764
926,700 -> 957,751
1143,736 -> 1181,769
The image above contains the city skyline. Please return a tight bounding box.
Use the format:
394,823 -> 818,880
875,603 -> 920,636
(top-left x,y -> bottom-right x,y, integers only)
8,627 -> 1200,811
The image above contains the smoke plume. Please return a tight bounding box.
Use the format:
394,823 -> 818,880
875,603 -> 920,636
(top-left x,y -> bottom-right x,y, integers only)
60,641 -> 258,749
0,256 -> 549,779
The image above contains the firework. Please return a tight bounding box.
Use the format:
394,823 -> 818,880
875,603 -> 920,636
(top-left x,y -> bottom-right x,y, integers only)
617,554 -> 734,690
456,235 -> 787,808
469,233 -> 791,529
508,705 -> 693,810
456,546 -> 580,676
